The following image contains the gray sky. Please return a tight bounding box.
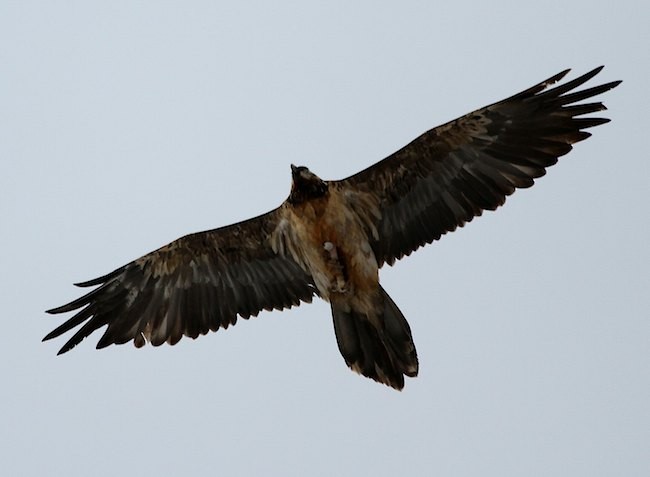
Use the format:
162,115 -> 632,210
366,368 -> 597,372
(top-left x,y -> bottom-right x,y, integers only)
2,2 -> 648,476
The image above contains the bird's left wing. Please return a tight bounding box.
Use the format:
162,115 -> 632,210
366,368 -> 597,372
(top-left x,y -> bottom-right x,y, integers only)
44,207 -> 317,354
338,66 -> 621,267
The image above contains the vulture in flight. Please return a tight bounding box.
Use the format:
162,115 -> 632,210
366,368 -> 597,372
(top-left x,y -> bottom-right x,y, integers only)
45,67 -> 620,390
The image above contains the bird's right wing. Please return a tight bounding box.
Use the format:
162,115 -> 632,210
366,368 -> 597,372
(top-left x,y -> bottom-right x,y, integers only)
44,207 -> 318,354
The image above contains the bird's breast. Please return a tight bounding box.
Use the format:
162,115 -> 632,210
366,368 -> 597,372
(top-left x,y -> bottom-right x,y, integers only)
274,188 -> 380,302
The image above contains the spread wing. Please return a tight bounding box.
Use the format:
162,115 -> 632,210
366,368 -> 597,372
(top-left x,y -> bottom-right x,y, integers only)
339,66 -> 621,266
44,207 -> 317,354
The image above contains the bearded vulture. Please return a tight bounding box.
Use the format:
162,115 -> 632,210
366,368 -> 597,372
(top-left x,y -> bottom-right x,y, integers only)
45,66 -> 621,390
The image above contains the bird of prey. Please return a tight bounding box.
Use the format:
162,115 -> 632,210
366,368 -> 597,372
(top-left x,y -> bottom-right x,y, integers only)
45,67 -> 620,390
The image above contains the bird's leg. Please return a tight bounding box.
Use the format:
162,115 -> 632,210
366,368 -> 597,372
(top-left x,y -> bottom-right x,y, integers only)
323,241 -> 347,293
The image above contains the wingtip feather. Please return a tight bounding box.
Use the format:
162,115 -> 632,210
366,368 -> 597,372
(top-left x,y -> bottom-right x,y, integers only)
74,266 -> 126,287
551,68 -> 571,83
56,343 -> 74,355
45,301 -> 84,314
42,325 -> 70,343
42,331 -> 73,355
42,332 -> 55,342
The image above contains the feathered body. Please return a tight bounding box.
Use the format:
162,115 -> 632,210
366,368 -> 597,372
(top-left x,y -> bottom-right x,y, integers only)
45,67 -> 620,390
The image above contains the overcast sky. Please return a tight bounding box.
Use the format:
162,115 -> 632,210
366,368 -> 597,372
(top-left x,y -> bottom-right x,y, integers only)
2,2 -> 648,476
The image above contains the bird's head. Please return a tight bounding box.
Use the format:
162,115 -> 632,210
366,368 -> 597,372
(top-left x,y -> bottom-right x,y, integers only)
289,164 -> 328,204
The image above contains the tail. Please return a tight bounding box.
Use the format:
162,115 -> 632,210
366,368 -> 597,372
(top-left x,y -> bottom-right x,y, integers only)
331,285 -> 418,390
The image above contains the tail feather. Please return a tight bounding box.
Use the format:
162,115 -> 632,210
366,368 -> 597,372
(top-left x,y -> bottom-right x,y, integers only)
331,285 -> 418,390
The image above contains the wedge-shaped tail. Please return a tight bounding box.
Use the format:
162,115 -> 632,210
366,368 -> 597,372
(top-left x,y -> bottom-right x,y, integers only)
331,285 -> 418,390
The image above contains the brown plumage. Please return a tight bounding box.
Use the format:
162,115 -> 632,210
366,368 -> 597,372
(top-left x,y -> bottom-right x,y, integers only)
45,67 -> 620,390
